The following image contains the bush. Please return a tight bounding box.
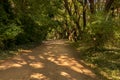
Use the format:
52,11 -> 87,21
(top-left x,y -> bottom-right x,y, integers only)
0,23 -> 23,49
15,15 -> 48,45
86,13 -> 117,48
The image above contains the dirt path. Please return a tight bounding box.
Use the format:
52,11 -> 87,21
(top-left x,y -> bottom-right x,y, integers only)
0,40 -> 100,80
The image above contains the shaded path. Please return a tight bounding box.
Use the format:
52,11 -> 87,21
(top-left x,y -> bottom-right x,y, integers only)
0,40 -> 100,80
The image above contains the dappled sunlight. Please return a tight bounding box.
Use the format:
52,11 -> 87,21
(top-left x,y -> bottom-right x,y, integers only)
13,56 -> 25,61
40,51 -> 97,79
11,63 -> 23,67
44,52 -> 55,57
0,57 -> 28,70
43,40 -> 67,45
29,62 -> 44,69
62,56 -> 94,76
47,57 -> 56,62
60,71 -> 77,80
71,66 -> 83,73
39,55 -> 45,60
0,55 -> 27,70
28,56 -> 35,60
0,40 -> 99,80
30,73 -> 50,80
0,63 -> 23,70
19,49 -> 32,53
17,61 -> 27,65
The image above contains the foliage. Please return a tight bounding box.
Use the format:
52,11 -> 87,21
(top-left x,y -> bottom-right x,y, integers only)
83,49 -> 120,80
0,0 -> 57,48
3,23 -> 22,39
71,42 -> 120,80
89,13 -> 115,48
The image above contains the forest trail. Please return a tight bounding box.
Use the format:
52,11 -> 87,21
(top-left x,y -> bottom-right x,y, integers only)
0,40 -> 100,80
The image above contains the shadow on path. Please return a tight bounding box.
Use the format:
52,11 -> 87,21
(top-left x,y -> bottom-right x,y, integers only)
0,40 -> 100,80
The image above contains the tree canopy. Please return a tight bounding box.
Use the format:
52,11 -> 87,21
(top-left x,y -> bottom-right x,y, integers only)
0,0 -> 120,49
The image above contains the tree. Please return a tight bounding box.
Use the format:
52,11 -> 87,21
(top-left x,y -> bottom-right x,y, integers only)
88,0 -> 95,14
83,0 -> 87,29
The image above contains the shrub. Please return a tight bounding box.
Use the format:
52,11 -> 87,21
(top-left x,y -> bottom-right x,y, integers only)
87,13 -> 116,48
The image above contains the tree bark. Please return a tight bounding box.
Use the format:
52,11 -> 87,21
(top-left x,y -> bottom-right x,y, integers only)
88,0 -> 95,14
83,0 -> 87,30
105,0 -> 114,12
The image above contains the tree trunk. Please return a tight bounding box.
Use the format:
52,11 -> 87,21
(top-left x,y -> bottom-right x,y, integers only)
83,0 -> 87,30
105,0 -> 114,12
88,0 -> 95,14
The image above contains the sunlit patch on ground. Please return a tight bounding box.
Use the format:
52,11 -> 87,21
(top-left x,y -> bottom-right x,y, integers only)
60,71 -> 77,80
0,55 -> 27,70
30,73 -> 50,80
39,55 -> 45,60
13,56 -> 24,61
29,62 -> 44,69
0,61 -> 28,70
28,56 -> 35,60
43,40 -> 68,45
19,49 -> 32,53
0,62 -> 24,70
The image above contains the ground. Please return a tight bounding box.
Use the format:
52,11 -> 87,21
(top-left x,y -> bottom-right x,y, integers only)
0,40 -> 100,80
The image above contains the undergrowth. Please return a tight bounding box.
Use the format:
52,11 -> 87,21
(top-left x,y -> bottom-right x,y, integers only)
0,42 -> 41,60
71,42 -> 120,80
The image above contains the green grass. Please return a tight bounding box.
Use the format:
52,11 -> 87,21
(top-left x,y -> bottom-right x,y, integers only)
71,42 -> 120,80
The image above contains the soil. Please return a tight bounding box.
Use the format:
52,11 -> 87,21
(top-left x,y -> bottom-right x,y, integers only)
0,40 -> 100,80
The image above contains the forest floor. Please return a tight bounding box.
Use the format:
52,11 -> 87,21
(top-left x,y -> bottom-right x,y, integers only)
0,40 -> 100,80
